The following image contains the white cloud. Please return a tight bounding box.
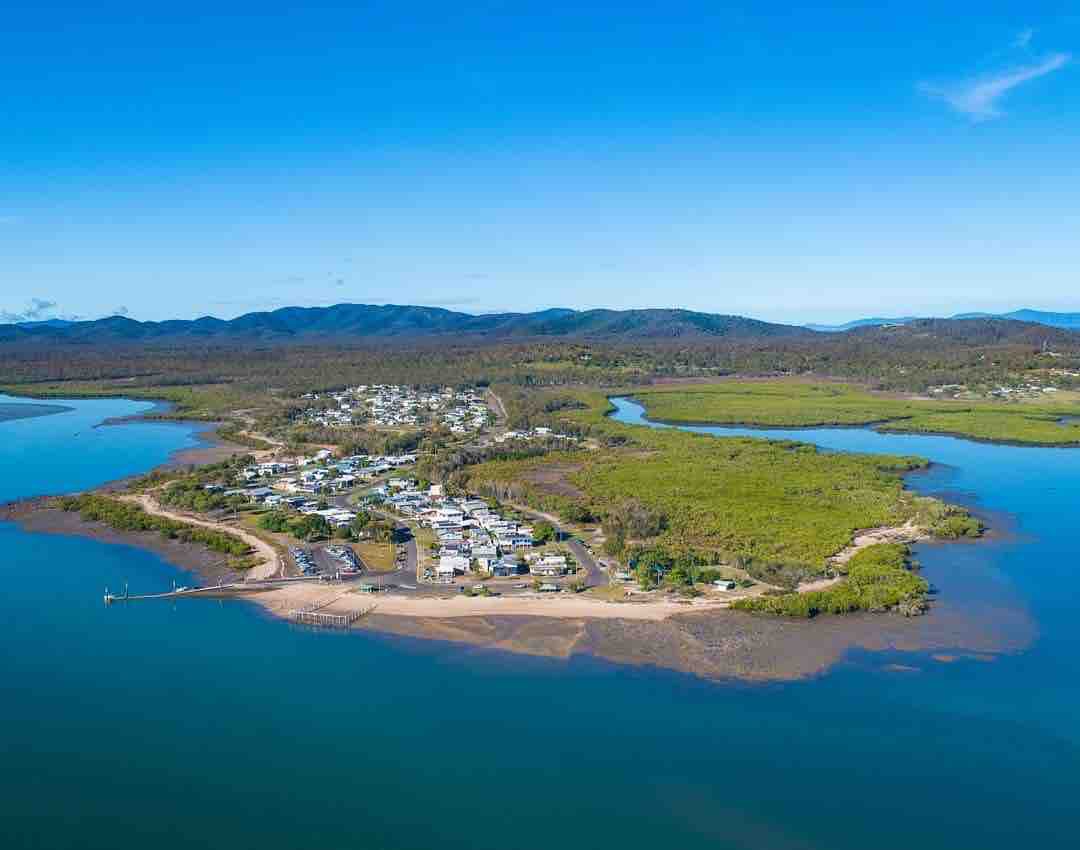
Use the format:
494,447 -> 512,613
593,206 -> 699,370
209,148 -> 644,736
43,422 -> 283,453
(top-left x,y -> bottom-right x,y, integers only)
0,298 -> 86,324
921,51 -> 1070,120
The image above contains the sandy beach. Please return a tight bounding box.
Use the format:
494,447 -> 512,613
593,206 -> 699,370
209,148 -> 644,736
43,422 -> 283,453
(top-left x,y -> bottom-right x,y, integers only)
255,580 -> 731,621
2,501 -> 1036,681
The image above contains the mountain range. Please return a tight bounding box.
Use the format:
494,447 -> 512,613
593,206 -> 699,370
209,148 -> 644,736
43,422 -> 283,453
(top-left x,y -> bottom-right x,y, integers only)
806,309 -> 1080,332
0,304 -> 812,343
2,303 -> 1079,345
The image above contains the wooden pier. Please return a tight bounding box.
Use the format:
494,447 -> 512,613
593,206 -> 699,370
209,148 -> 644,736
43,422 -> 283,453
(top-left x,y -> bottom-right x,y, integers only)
288,608 -> 369,628
102,575 -> 337,605
103,577 -> 374,628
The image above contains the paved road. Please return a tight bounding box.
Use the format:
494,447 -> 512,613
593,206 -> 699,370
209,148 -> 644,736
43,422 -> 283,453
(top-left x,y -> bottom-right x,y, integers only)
564,536 -> 607,588
504,500 -> 610,588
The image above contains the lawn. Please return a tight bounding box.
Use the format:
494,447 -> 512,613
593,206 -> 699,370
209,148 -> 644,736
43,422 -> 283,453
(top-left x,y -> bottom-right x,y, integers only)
353,541 -> 396,572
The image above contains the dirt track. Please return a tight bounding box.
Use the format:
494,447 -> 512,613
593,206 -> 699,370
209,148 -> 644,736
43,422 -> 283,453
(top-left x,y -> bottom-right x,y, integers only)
119,494 -> 282,580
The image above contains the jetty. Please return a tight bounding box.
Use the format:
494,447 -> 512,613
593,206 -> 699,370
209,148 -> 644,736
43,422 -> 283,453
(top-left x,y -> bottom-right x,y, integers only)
287,593 -> 375,629
288,607 -> 370,628
102,575 -> 336,605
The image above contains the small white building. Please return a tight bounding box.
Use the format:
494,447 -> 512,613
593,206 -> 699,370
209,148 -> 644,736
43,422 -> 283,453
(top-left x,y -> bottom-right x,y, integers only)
438,555 -> 470,578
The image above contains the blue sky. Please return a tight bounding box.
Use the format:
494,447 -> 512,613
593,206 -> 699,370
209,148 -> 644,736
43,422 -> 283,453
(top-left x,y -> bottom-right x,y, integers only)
2,2 -> 1077,325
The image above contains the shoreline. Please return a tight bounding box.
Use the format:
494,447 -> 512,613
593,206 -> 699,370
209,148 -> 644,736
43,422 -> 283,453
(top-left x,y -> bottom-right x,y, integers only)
1,500 -> 1035,682
0,389 -> 1035,682
1,390 -> 251,473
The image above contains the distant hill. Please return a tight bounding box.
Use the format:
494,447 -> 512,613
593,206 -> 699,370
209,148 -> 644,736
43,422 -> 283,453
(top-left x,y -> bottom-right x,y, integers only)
6,303 -> 1079,347
808,309 -> 1080,333
845,317 -> 1080,349
805,316 -> 921,332
953,309 -> 1080,330
14,318 -> 76,329
0,304 -> 813,344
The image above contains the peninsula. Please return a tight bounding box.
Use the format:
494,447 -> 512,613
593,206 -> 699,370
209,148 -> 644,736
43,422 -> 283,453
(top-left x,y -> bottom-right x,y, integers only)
4,305 -> 1078,676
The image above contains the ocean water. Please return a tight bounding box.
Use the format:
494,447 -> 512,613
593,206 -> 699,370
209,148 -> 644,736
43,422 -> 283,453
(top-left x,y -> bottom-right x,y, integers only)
2,395 -> 1079,850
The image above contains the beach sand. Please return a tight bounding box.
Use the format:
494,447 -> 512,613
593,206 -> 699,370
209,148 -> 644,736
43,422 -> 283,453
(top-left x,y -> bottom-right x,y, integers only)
9,501 -> 1037,680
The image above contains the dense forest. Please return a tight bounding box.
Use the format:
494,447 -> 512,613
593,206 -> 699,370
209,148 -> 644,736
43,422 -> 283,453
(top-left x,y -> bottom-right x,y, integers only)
3,317 -> 1079,402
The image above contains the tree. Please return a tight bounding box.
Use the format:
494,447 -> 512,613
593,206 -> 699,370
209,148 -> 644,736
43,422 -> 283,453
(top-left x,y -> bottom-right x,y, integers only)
603,531 -> 625,558
291,514 -> 331,542
634,563 -> 657,590
257,511 -> 291,533
533,521 -> 555,544
350,510 -> 372,537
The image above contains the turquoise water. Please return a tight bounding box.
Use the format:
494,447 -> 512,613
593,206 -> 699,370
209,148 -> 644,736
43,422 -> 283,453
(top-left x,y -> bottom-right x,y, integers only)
3,395 -> 1079,849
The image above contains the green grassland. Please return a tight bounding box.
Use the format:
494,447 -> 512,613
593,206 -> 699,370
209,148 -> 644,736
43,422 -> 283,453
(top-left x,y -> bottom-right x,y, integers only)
630,381 -> 1080,446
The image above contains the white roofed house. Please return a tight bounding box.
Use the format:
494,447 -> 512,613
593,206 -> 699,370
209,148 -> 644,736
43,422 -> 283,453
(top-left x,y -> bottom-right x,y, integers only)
498,529 -> 534,551
436,555 -> 470,582
472,543 -> 498,560
530,554 -> 568,577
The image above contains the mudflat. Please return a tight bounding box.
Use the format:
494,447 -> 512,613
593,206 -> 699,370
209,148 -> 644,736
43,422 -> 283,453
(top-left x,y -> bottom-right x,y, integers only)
8,500 -> 1034,682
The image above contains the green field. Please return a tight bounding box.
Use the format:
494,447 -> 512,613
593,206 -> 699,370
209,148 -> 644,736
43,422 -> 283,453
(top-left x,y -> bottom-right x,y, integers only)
630,381 -> 1080,446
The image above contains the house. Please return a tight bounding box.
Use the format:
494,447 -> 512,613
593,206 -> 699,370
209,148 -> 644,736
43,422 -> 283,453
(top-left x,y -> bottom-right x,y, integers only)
531,556 -> 568,577
438,555 -> 470,577
491,559 -> 521,577
472,543 -> 498,560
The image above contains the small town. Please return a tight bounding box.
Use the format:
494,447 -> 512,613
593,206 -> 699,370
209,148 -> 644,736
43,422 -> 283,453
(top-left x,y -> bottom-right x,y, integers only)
299,384 -> 491,433
219,451 -> 596,594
